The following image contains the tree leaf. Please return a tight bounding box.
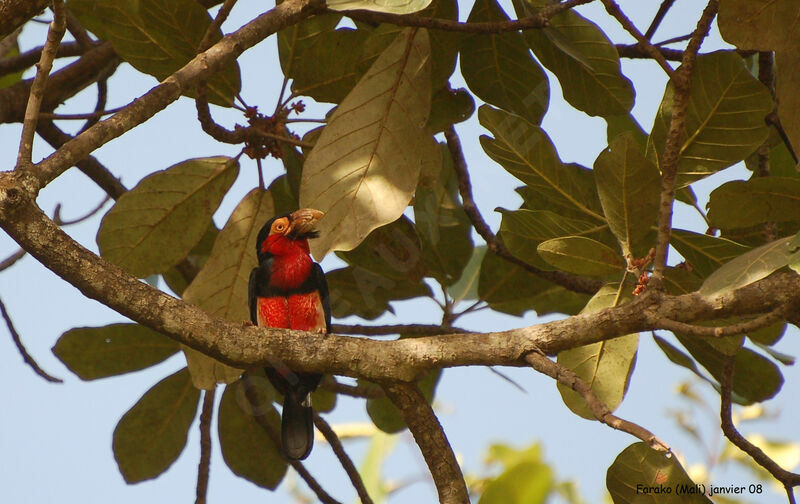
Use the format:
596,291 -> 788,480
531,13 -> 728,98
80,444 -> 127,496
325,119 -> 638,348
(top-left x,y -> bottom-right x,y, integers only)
327,0 -> 432,14
97,156 -> 238,278
594,132 -> 660,255
0,43 -> 24,89
607,442 -> 711,504
300,28 -> 431,259
218,380 -> 288,489
479,461 -> 552,504
718,0 -> 799,52
326,266 -> 432,320
537,237 -> 624,276
162,223 -> 219,296
479,106 -> 605,222
69,0 -> 240,106
675,335 -> 783,404
53,324 -> 179,380
460,0 -> 549,125
415,143 -> 474,285
514,0 -> 634,117
112,368 -> 200,483
181,189 -> 274,389
447,245 -> 486,303
499,208 -> 607,270
366,365 -> 440,433
337,216 -> 425,282
427,86 -> 475,133
647,51 -> 772,186
707,177 -> 800,228
557,285 -> 638,419
699,235 -> 800,297
670,229 -> 751,279
653,334 -> 715,385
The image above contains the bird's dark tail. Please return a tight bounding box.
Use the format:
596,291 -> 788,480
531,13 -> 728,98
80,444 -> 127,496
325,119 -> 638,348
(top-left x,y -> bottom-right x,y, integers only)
281,390 -> 314,460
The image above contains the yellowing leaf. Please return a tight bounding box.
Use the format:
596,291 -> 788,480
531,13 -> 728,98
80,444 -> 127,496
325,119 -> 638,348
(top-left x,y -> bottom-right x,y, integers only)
113,368 -> 200,483
181,189 -> 275,389
327,0 -> 432,14
557,285 -> 638,419
97,157 -> 238,278
699,235 -> 800,297
300,28 -> 432,259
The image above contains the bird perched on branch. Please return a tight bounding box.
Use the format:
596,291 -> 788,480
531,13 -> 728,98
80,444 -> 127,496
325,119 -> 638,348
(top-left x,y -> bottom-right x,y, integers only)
249,208 -> 329,460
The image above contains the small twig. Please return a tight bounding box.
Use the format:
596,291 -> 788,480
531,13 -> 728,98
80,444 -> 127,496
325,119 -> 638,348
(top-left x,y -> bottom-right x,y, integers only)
653,305 -> 789,338
319,376 -> 384,399
195,82 -> 243,143
382,381 -> 469,503
720,357 -> 800,501
64,8 -> 94,49
250,127 -> 314,148
16,0 -> 67,168
0,41 -> 86,76
600,0 -> 676,80
444,126 -> 602,295
256,157 -> 265,190
644,0 -> 677,40
314,413 -> 374,504
78,78 -> 110,133
195,387 -> 215,504
53,195 -> 110,225
334,0 -> 593,34
525,351 -> 670,451
650,0 -> 718,287
197,0 -> 238,53
38,104 -> 124,121
654,33 -> 692,47
615,43 -> 683,61
0,248 -> 26,272
241,376 -> 342,504
0,296 -> 62,383
766,112 -> 799,164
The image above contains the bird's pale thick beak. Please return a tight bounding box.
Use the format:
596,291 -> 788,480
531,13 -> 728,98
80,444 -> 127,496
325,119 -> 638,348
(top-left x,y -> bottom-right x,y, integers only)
288,208 -> 324,237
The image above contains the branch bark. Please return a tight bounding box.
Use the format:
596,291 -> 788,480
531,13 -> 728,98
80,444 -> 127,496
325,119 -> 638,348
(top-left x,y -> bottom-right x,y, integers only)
0,0 -> 51,39
382,381 -> 468,504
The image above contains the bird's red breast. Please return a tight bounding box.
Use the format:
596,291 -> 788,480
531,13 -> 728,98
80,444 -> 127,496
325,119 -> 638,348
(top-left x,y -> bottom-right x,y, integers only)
257,292 -> 326,332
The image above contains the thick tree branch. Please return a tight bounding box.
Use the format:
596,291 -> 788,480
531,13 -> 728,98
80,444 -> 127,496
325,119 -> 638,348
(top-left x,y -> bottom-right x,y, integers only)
313,413 -> 374,504
0,295 -> 62,382
195,388 -> 215,504
650,0 -> 718,287
720,357 -> 800,501
526,352 -> 669,451
334,0 -> 594,34
382,381 -> 468,504
615,43 -> 683,61
652,305 -> 792,338
1,187 -> 799,383
16,0 -> 66,168
0,0 -> 51,39
444,126 -> 602,295
27,0 -> 324,193
331,323 -> 461,337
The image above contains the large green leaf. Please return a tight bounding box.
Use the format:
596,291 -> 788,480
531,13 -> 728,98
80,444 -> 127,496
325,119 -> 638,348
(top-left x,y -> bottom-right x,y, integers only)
479,460 -> 552,504
447,245 -> 486,303
537,237 -> 625,276
53,324 -> 179,380
415,143 -> 474,285
337,216 -> 425,282
499,209 -> 607,270
719,0 -> 799,52
69,0 -> 240,106
514,0 -> 633,117
327,0 -> 432,14
113,368 -> 200,483
300,28 -> 431,259
326,266 -> 432,320
670,229 -> 751,279
427,86 -> 475,133
594,132 -> 660,255
0,43 -> 24,89
366,365 -> 440,433
181,189 -> 274,389
479,106 -> 604,222
676,335 -> 783,404
218,380 -> 287,489
699,234 -> 800,297
97,157 -> 238,278
647,51 -> 772,186
162,223 -> 219,296
460,0 -> 548,125
707,177 -> 800,228
557,285 -> 638,419
478,249 -> 589,316
607,443 -> 711,504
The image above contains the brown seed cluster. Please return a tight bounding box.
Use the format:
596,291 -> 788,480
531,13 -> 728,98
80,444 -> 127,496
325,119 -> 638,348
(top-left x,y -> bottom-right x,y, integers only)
631,248 -> 656,296
242,101 -> 305,160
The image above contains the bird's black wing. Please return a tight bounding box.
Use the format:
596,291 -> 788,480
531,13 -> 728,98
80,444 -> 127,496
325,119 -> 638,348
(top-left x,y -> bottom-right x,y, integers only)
248,267 -> 259,325
312,262 -> 331,333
